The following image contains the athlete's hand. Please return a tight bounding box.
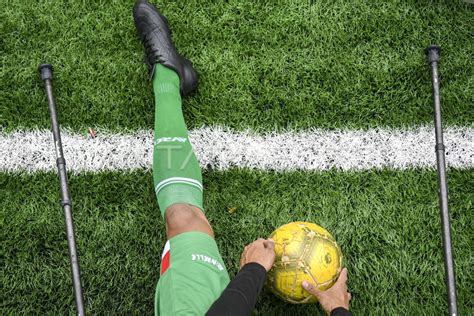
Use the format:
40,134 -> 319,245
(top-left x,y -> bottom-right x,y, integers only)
302,268 -> 351,315
239,238 -> 275,271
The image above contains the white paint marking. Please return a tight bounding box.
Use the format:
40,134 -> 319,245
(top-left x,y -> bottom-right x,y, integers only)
0,126 -> 472,173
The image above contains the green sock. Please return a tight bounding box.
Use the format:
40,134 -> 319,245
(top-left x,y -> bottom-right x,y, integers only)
152,64 -> 203,218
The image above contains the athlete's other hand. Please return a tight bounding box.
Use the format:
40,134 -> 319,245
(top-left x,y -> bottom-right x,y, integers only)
302,268 -> 351,315
239,238 -> 275,271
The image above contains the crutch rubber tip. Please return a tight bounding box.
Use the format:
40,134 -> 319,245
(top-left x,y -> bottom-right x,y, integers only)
425,45 -> 441,64
38,63 -> 53,80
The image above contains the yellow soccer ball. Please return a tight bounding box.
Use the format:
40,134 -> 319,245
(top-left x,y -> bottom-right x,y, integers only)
267,221 -> 343,304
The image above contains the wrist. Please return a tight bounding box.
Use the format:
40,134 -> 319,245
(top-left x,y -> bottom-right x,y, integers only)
329,306 -> 350,316
241,262 -> 267,272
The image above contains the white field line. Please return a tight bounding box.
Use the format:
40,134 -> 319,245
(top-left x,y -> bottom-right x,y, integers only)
0,126 -> 473,173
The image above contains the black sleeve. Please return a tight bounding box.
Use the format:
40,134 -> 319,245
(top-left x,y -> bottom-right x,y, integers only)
206,262 -> 267,316
330,307 -> 352,316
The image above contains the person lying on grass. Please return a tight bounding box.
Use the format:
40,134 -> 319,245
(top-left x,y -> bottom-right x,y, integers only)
133,1 -> 352,315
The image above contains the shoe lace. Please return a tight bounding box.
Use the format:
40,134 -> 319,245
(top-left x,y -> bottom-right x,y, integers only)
143,34 -> 163,60
144,34 -> 153,50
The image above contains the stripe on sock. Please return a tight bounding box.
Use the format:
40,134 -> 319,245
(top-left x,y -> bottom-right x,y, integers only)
156,180 -> 203,192
155,177 -> 203,193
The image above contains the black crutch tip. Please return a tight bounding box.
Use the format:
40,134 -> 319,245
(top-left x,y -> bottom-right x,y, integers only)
425,45 -> 441,64
38,63 -> 53,80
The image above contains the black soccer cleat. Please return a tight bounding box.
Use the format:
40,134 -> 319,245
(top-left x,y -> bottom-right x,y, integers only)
133,0 -> 198,96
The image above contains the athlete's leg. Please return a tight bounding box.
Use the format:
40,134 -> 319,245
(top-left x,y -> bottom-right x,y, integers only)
151,64 -> 212,239
151,58 -> 228,316
133,2 -> 229,315
165,204 -> 213,239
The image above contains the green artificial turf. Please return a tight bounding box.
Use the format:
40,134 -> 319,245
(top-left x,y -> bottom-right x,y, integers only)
1,169 -> 473,315
2,0 -> 473,315
2,0 -> 473,133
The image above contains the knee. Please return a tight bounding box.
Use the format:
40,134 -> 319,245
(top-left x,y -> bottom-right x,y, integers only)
165,204 -> 204,227
165,204 -> 213,238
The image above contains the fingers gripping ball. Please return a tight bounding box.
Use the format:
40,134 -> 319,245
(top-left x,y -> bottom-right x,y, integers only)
266,222 -> 343,304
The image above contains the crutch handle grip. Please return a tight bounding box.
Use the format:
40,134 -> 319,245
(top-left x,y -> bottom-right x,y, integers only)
38,63 -> 53,81
425,45 -> 441,64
